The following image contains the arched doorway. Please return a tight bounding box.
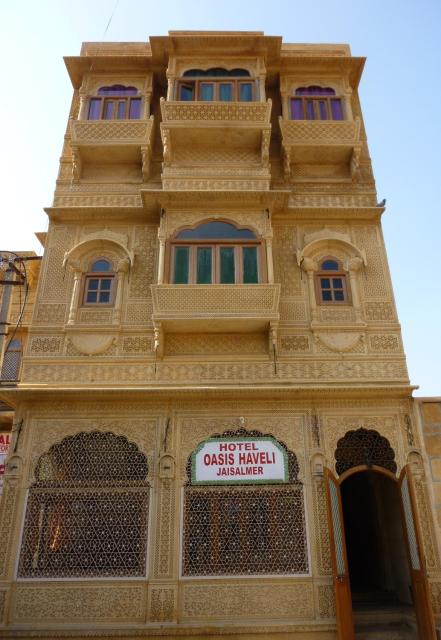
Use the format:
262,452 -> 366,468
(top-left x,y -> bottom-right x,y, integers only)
325,428 -> 437,639
340,468 -> 413,608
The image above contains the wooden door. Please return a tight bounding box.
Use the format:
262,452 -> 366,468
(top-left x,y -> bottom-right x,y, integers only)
399,466 -> 437,639
324,468 -> 355,640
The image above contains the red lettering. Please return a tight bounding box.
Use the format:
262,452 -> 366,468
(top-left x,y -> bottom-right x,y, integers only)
204,454 -> 211,466
258,466 -> 263,474
219,443 -> 228,452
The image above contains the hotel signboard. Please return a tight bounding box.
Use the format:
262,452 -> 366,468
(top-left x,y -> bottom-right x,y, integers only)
192,437 -> 288,485
0,432 -> 11,494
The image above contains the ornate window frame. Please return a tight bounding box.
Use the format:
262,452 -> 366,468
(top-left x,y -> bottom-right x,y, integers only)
314,256 -> 352,305
63,233 -> 134,326
166,219 -> 267,285
297,230 -> 366,324
17,431 -> 151,580
180,428 -> 310,579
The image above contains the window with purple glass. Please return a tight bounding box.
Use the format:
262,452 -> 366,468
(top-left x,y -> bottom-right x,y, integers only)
290,86 -> 344,121
87,85 -> 141,120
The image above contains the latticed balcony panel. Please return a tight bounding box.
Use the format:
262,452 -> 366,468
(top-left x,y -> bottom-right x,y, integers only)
161,99 -> 272,126
71,118 -> 154,147
151,284 -> 280,332
279,116 -> 362,180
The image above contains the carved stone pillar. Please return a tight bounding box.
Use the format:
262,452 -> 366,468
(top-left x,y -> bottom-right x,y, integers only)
78,92 -> 87,120
112,258 -> 129,325
67,265 -> 82,325
301,257 -> 318,322
143,90 -> 152,118
281,91 -> 289,119
347,256 -> 364,323
141,145 -> 151,181
265,235 -> 274,284
157,236 -> 166,284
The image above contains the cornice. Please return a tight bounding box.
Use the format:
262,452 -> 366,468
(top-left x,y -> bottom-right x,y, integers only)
0,384 -> 416,407
274,206 -> 385,221
150,32 -> 282,68
64,55 -> 154,89
45,205 -> 158,224
279,56 -> 365,89
141,189 -> 290,212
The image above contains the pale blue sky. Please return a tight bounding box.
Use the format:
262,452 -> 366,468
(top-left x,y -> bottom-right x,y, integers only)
0,0 -> 440,395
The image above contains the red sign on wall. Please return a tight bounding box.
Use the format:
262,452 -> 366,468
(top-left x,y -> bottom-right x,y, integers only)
0,432 -> 11,493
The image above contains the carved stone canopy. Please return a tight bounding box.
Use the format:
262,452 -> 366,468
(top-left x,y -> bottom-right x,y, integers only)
297,228 -> 366,271
63,232 -> 134,273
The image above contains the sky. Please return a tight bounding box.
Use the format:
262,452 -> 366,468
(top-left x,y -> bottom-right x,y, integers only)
0,0 -> 440,396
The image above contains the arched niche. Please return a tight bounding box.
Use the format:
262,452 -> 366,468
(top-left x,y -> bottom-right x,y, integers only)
62,236 -> 133,326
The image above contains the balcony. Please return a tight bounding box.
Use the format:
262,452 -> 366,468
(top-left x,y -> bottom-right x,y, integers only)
151,284 -> 280,333
160,99 -> 272,190
70,117 -> 154,181
279,116 -> 361,181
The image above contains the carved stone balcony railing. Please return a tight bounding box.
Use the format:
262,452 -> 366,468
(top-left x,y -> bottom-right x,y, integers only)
161,99 -> 272,125
70,117 -> 154,182
279,116 -> 362,180
151,283 -> 280,333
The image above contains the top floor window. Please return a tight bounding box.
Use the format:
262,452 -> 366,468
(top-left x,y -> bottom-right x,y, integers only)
178,68 -> 254,102
290,86 -> 344,121
87,85 -> 141,120
170,221 -> 262,285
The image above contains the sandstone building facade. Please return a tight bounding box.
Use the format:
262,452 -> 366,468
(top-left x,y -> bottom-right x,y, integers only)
0,31 -> 440,640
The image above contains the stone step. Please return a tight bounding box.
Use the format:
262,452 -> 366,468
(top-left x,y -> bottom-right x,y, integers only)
355,622 -> 416,640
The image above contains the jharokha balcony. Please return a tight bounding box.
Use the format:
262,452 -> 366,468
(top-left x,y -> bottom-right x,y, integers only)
151,283 -> 280,334
70,116 -> 154,182
159,98 -> 272,189
279,116 -> 362,181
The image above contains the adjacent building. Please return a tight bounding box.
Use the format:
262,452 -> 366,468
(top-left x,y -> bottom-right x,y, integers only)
0,31 -> 439,640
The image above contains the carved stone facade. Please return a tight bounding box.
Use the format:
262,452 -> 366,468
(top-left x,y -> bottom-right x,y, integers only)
0,30 -> 440,640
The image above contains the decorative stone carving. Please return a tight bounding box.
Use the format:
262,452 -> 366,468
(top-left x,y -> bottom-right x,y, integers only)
182,581 -> 314,619
315,332 -> 363,353
12,584 -> 147,623
68,334 -> 116,355
149,585 -> 176,622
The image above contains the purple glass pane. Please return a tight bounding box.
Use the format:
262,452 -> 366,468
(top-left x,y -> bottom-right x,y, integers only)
98,85 -> 138,96
306,100 -> 315,120
319,101 -> 328,120
117,101 -> 126,119
88,98 -> 101,120
331,99 -> 344,120
129,98 -> 141,119
103,101 -> 114,119
290,98 -> 303,120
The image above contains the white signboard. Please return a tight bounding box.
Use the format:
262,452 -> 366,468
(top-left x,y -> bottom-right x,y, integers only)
192,437 -> 288,485
0,432 -> 11,494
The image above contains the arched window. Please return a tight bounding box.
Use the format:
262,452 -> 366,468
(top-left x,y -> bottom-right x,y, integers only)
83,258 -> 115,305
178,68 -> 254,102
0,338 -> 22,381
315,257 -> 350,304
18,431 -> 150,578
87,85 -> 141,120
170,221 -> 262,284
182,428 -> 308,576
290,85 -> 344,121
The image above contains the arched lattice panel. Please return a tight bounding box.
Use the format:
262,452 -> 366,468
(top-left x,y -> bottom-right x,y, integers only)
335,427 -> 397,476
18,431 -> 150,578
182,427 -> 308,577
